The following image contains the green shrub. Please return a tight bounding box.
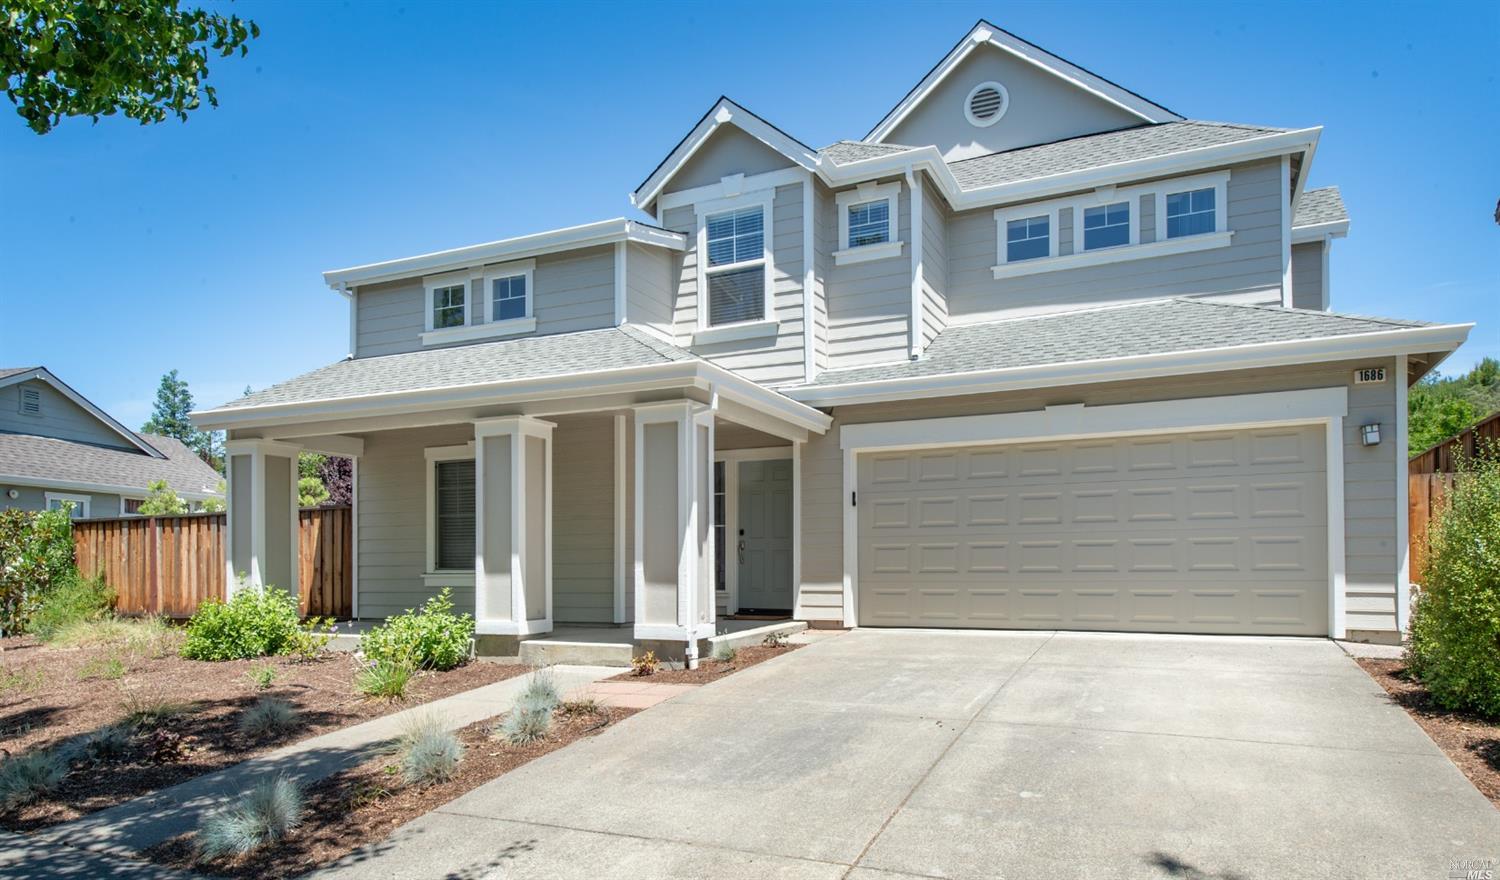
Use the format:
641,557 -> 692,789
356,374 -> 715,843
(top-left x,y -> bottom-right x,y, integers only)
0,749 -> 70,812
0,507 -> 76,635
237,697 -> 299,740
180,584 -> 304,661
358,589 -> 473,671
246,664 -> 279,690
30,575 -> 114,642
1406,451 -> 1500,717
197,776 -> 304,859
712,643 -> 738,663
354,658 -> 413,700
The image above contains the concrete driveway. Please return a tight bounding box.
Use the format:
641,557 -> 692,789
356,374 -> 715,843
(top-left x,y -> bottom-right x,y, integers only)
318,630 -> 1500,880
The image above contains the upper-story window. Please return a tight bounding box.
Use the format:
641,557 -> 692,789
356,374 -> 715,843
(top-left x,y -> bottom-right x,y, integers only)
834,181 -> 903,265
1006,216 -> 1050,262
1165,187 -> 1216,238
696,193 -> 773,330
421,261 -> 539,346
484,259 -> 535,324
990,170 -> 1232,280
1082,201 -> 1131,250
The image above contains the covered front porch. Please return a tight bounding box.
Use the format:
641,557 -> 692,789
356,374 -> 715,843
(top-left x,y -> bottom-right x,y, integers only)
203,361 -> 830,666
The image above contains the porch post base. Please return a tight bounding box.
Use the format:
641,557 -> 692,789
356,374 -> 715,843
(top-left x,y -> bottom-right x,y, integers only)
637,637 -> 712,666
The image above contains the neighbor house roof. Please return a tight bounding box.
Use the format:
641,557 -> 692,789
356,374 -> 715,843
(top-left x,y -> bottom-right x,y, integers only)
0,366 -> 166,458
945,121 -> 1289,191
787,299 -> 1470,405
0,431 -> 223,499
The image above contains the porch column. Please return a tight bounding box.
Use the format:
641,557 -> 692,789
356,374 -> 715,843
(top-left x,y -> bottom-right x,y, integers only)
633,402 -> 715,662
473,417 -> 554,636
224,439 -> 301,596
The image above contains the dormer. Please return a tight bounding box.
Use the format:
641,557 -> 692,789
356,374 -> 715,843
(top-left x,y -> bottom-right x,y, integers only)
865,21 -> 1182,161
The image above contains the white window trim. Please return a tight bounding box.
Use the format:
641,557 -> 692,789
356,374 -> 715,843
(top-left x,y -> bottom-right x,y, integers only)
45,492 -> 90,518
990,170 -> 1233,279
482,258 -> 536,323
993,203 -> 1061,267
120,496 -> 145,516
421,268 -> 474,334
424,442 -> 476,582
834,181 -> 904,266
1155,172 -> 1231,243
421,263 -> 541,346
694,190 -> 776,332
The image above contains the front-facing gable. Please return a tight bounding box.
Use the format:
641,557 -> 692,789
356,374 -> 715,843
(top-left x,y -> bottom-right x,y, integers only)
0,367 -> 163,457
866,22 -> 1180,160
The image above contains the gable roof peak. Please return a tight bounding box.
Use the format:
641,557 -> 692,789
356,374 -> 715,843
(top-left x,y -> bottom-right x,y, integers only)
866,19 -> 1183,144
0,366 -> 165,459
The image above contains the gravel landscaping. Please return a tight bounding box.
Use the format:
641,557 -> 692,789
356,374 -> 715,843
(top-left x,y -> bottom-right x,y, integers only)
1358,657 -> 1500,807
0,627 -> 525,830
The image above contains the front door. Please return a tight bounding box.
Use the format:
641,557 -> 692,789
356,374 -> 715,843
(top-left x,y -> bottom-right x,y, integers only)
736,459 -> 793,612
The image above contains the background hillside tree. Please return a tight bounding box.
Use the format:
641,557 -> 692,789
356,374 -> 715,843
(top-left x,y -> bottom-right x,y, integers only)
1,0 -> 259,134
141,369 -> 222,471
1409,357 -> 1500,454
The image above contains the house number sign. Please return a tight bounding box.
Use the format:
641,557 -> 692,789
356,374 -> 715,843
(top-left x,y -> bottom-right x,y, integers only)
1353,367 -> 1387,384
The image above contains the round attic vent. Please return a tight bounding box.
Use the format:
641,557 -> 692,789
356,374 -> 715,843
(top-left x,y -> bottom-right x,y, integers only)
965,81 -> 1009,128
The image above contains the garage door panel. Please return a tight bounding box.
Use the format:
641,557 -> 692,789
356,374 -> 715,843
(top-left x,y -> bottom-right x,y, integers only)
857,427 -> 1329,635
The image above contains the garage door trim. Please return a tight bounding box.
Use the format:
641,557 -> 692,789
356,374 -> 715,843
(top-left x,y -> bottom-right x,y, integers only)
839,388 -> 1350,638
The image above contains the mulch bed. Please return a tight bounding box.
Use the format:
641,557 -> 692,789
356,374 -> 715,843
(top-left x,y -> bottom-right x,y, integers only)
1357,658 -> 1500,807
145,704 -> 638,877
0,634 -> 526,831
611,642 -> 801,685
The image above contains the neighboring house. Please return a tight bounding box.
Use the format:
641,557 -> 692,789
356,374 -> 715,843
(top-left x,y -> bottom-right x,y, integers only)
193,21 -> 1471,650
0,367 -> 224,518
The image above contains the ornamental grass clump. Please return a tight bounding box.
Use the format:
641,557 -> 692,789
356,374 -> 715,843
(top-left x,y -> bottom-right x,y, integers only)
395,715 -> 463,786
237,697 -> 299,740
1406,449 -> 1500,717
0,749 -> 70,813
197,777 -> 304,859
355,658 -> 414,700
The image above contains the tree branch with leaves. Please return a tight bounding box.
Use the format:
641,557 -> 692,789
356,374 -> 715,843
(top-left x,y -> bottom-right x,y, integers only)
1,0 -> 259,134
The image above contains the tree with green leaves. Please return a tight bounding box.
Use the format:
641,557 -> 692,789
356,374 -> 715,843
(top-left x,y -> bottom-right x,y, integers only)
136,479 -> 188,515
201,479 -> 225,513
1409,357 -> 1500,455
141,369 -> 220,471
1,0 -> 259,135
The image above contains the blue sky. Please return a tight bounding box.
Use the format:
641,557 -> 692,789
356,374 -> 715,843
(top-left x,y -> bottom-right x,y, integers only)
1,0 -> 1495,428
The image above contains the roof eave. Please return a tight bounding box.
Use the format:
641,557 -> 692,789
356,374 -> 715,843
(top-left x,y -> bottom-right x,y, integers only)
786,322 -> 1474,408
322,219 -> 686,289
191,360 -> 831,436
1291,219 -> 1349,243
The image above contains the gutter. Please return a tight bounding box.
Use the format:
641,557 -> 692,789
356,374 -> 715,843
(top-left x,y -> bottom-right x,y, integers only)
785,322 -> 1474,407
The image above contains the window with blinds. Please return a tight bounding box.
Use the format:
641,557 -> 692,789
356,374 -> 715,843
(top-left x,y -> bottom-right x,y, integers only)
703,206 -> 766,326
434,459 -> 475,570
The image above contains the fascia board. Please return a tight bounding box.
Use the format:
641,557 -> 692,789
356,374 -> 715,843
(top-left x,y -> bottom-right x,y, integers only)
786,323 -> 1474,407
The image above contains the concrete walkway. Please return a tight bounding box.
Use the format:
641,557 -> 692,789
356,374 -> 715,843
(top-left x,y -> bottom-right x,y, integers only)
313,629 -> 1500,880
33,664 -> 616,860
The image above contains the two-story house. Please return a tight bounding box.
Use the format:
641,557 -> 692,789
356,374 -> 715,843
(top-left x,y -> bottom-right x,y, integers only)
194,21 -> 1471,657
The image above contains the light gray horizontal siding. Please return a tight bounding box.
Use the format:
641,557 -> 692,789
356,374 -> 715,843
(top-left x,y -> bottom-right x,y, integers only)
1291,241 -> 1326,310
0,379 -> 133,450
799,358 -> 1399,631
667,124 -> 797,193
552,415 -> 616,624
353,246 -> 617,358
625,242 -> 673,338
944,159 -> 1286,323
826,178 -> 912,369
665,182 -> 807,386
920,179 -> 949,350
0,486 -> 121,518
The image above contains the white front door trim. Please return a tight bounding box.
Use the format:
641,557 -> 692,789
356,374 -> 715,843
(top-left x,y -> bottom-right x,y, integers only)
714,446 -> 795,615
839,387 -> 1351,638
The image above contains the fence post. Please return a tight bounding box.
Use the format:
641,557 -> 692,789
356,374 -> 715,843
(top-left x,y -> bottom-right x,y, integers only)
148,516 -> 161,616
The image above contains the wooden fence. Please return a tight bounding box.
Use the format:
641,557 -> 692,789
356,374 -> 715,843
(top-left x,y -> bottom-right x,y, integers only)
1407,473 -> 1453,586
72,507 -> 352,618
1408,410 -> 1500,474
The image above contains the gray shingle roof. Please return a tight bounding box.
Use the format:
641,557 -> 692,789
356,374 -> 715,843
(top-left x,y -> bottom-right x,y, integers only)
946,121 -> 1288,191
801,298 -> 1429,387
217,325 -> 699,411
1293,186 -> 1347,227
0,367 -> 36,382
0,431 -> 223,496
819,140 -> 920,165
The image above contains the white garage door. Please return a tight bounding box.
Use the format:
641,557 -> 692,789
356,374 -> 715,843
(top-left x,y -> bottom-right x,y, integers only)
856,427 -> 1328,635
